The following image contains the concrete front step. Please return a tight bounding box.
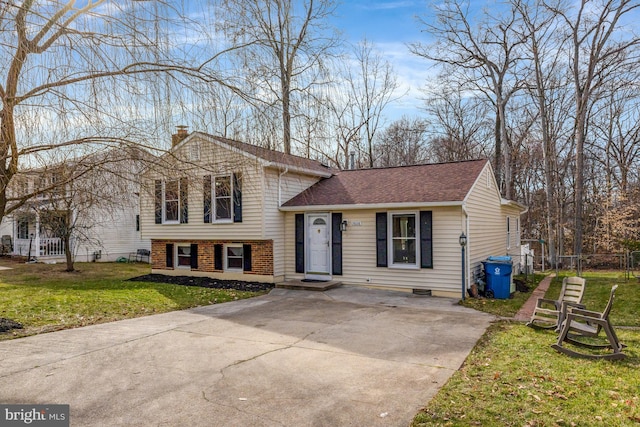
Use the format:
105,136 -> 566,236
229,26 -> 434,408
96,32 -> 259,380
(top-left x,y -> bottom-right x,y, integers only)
275,280 -> 342,291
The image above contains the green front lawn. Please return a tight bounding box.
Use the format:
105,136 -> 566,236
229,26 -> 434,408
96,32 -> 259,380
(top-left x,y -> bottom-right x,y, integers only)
546,271 -> 639,327
0,261 -> 266,339
414,270 -> 640,426
413,323 -> 640,426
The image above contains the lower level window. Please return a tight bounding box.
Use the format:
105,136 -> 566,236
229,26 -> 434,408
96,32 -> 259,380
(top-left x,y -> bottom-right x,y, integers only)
226,245 -> 243,271
177,245 -> 191,267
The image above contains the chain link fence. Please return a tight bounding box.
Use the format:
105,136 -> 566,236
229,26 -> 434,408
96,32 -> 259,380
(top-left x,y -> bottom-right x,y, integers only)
510,251 -> 640,279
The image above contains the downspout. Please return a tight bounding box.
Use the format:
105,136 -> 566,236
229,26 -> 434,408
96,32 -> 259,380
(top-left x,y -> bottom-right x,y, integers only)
278,168 -> 289,207
462,203 -> 470,294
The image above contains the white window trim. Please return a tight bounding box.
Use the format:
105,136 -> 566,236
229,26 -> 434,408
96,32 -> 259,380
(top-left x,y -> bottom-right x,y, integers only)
162,180 -> 180,224
213,174 -> 233,223
176,243 -> 191,269
506,217 -> 511,249
224,243 -> 243,272
388,211 -> 420,270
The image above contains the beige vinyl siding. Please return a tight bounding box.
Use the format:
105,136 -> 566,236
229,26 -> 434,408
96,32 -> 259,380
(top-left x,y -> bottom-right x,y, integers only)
284,207 -> 465,296
264,169 -> 321,277
140,137 -> 265,241
503,204 -> 523,267
464,165 -> 512,277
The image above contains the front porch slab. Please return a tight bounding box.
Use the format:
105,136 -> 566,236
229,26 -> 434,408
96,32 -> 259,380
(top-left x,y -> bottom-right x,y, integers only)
275,279 -> 342,291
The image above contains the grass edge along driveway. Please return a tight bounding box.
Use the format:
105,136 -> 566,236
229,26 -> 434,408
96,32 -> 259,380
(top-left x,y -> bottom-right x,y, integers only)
0,261 -> 267,340
413,271 -> 640,426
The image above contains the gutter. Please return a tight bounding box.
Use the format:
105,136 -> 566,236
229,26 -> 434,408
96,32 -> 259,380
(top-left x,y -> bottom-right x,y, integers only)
278,168 -> 289,207
279,200 -> 464,212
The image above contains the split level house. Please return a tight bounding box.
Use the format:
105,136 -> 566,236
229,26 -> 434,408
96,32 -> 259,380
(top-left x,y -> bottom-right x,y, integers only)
141,130 -> 526,298
0,147 -> 151,262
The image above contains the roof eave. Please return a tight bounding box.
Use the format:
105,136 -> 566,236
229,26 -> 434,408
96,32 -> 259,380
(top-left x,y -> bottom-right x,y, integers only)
265,162 -> 332,178
279,200 -> 464,212
501,198 -> 528,213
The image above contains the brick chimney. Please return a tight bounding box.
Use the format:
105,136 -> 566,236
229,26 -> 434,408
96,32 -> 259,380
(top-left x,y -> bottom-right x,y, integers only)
171,125 -> 189,147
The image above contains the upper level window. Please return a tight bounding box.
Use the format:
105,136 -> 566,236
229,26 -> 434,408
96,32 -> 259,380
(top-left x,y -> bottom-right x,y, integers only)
155,178 -> 188,224
203,173 -> 242,224
389,212 -> 418,267
215,175 -> 232,221
164,180 -> 180,223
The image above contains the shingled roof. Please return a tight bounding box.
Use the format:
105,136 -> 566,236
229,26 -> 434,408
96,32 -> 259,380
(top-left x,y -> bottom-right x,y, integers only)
191,132 -> 333,177
282,159 -> 490,207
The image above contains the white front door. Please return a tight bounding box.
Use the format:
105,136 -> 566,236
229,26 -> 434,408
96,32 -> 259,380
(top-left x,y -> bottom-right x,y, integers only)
306,213 -> 331,280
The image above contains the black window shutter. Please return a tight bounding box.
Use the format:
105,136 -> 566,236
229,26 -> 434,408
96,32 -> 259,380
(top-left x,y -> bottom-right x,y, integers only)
180,177 -> 188,224
233,172 -> 243,223
243,244 -> 252,272
155,180 -> 162,224
420,211 -> 433,268
203,175 -> 211,223
295,214 -> 305,273
166,243 -> 174,268
190,244 -> 198,269
214,244 -> 223,270
331,213 -> 343,275
376,212 -> 388,267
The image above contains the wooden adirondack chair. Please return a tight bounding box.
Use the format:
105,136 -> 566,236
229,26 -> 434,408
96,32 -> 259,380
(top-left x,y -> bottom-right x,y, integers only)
551,285 -> 626,360
526,276 -> 586,330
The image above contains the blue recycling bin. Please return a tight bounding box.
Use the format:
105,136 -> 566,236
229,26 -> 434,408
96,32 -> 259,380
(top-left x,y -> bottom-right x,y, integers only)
482,256 -> 513,299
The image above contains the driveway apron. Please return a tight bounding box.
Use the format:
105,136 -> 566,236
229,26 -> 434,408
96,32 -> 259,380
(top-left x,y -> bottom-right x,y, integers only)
0,287 -> 494,426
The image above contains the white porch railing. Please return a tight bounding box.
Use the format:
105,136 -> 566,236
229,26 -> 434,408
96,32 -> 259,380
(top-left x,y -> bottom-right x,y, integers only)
14,238 -> 65,257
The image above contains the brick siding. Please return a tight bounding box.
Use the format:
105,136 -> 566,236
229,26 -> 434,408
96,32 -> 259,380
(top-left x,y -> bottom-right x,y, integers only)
151,239 -> 273,276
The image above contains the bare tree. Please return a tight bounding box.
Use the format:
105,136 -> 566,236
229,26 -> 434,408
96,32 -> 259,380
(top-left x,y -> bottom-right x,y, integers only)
512,0 -> 573,265
550,0 -> 640,256
411,0 -> 529,198
421,83 -> 492,163
591,86 -> 640,195
10,147 -> 149,271
374,117 -> 429,167
349,40 -> 401,167
216,0 -> 339,155
0,1 -> 246,224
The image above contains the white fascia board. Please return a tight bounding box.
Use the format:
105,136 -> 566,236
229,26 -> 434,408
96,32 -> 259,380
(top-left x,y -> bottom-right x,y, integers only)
501,198 -> 528,213
196,133 -> 268,166
279,201 -> 463,212
265,162 -> 332,178
197,133 -> 331,178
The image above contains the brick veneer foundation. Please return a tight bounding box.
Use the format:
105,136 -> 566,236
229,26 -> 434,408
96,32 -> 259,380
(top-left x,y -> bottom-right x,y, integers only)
151,239 -> 273,276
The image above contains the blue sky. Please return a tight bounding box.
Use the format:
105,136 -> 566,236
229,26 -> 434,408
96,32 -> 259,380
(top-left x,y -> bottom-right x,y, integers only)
332,0 -> 434,119
333,0 -> 428,44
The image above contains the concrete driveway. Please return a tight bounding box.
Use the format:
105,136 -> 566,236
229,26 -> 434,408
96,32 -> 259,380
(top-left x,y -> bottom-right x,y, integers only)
0,287 -> 494,426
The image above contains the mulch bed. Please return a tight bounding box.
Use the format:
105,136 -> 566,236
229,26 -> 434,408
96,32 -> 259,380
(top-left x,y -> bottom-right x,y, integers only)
0,318 -> 23,333
129,274 -> 275,292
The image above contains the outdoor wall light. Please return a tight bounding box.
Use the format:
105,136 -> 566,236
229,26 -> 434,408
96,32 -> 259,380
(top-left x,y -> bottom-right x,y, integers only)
459,232 -> 467,301
340,220 -> 348,232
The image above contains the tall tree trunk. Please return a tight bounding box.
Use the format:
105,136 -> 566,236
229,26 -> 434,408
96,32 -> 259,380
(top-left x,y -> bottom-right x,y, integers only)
494,113 -> 503,193
282,84 -> 292,155
64,236 -> 74,272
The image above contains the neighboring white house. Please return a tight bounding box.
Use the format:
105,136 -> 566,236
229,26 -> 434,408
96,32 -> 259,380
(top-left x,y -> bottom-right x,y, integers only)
0,148 -> 151,263
141,130 -> 527,298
